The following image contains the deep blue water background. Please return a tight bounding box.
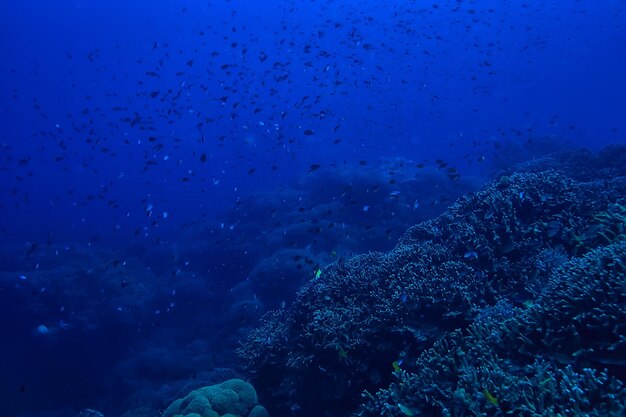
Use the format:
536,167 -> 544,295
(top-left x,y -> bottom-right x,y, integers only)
0,1 -> 625,416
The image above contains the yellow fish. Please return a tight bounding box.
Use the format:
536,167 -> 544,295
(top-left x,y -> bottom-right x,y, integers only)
483,389 -> 498,406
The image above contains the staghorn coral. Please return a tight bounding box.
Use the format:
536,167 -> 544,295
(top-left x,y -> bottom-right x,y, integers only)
358,242 -> 626,417
238,147 -> 626,417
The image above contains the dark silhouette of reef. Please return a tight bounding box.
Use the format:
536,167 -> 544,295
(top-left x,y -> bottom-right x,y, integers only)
238,145 -> 626,417
172,159 -> 476,315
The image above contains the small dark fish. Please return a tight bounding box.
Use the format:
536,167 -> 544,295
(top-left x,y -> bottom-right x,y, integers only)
26,243 -> 40,257
308,164 -> 321,173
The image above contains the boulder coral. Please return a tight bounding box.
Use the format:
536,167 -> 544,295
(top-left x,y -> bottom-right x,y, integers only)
162,379 -> 269,417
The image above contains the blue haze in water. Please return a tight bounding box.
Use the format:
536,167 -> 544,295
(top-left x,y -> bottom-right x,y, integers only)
0,1 -> 625,417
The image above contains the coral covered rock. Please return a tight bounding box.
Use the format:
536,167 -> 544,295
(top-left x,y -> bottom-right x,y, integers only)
162,379 -> 267,417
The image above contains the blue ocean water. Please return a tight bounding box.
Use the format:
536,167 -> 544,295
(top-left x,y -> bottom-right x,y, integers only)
1,1 -> 625,417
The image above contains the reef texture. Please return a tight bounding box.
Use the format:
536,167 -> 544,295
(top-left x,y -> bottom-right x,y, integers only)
238,146 -> 626,417
162,379 -> 269,417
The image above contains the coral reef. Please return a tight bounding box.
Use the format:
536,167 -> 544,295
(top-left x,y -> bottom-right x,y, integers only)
175,159 -> 476,310
238,147 -> 626,417
357,243 -> 626,417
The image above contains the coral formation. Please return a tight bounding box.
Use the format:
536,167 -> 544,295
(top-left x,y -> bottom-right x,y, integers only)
176,159 -> 476,310
162,379 -> 268,417
238,147 -> 626,417
357,243 -> 626,417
